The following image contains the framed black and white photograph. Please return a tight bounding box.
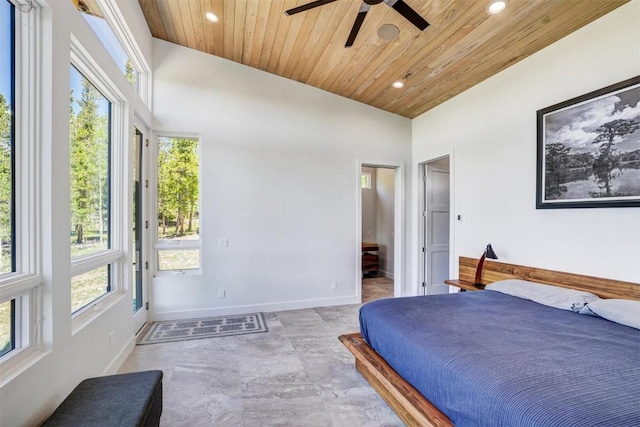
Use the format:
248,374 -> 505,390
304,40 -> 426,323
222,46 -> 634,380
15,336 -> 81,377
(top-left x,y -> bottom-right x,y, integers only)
536,76 -> 640,209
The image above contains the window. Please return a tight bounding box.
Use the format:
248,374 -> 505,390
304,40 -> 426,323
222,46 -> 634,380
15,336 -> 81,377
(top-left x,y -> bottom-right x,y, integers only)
0,0 -> 14,276
155,136 -> 200,272
69,65 -> 111,257
69,36 -> 126,317
69,64 -> 114,313
1,0 -> 43,364
361,173 -> 372,189
1,0 -> 17,359
71,0 -> 151,105
0,300 -> 11,357
157,249 -> 200,271
0,295 -> 28,358
71,266 -> 110,313
82,12 -> 137,90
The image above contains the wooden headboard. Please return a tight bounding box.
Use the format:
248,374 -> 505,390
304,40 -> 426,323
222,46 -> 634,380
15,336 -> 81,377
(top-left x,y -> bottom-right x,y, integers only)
459,256 -> 640,300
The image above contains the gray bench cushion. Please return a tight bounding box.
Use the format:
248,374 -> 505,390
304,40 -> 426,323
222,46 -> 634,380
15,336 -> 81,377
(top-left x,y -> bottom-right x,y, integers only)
42,370 -> 163,427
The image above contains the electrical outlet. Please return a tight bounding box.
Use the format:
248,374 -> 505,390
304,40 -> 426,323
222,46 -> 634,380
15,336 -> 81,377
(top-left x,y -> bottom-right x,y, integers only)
218,238 -> 229,247
219,289 -> 226,298
331,281 -> 337,290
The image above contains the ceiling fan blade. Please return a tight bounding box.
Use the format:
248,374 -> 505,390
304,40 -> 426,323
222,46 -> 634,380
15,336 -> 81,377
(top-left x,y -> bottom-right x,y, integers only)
384,0 -> 429,31
345,4 -> 371,47
284,0 -> 338,16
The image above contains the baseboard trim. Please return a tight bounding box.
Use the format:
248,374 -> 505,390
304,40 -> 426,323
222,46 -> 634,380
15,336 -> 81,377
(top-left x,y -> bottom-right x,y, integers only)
103,335 -> 135,375
151,295 -> 360,322
378,270 -> 394,279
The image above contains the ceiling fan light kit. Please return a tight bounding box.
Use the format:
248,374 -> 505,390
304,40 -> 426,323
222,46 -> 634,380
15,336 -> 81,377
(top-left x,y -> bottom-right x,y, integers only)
285,0 -> 429,48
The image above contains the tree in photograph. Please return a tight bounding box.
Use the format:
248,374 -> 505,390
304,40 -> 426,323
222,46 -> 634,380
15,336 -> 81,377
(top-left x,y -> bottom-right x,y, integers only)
618,149 -> 640,162
545,142 -> 571,171
591,118 -> 640,168
589,118 -> 640,197
565,152 -> 594,169
70,78 -> 102,244
0,94 -> 11,270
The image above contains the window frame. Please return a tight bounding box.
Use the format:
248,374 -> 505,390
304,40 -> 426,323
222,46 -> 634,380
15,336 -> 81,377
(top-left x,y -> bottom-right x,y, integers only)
153,133 -> 202,276
69,35 -> 127,320
0,0 -> 44,368
74,0 -> 151,108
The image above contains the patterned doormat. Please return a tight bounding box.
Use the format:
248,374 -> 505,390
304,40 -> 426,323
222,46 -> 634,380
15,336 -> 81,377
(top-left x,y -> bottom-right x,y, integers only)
138,313 -> 268,345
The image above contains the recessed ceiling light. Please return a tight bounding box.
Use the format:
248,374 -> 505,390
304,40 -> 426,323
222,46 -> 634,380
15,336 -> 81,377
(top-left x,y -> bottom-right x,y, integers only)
487,0 -> 508,14
378,24 -> 400,41
205,12 -> 218,23
392,81 -> 404,88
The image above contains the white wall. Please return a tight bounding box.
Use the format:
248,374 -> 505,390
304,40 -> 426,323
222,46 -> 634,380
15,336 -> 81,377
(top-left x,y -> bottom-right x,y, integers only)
152,39 -> 412,319
412,0 -> 640,289
0,1 -> 153,425
361,167 -> 377,242
376,168 -> 395,277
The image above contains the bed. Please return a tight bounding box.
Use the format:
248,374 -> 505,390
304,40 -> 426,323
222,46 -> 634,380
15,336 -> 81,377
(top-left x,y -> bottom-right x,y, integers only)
339,257 -> 640,427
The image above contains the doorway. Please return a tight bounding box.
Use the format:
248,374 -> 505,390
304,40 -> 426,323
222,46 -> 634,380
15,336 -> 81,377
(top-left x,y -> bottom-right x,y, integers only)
421,157 -> 451,295
359,163 -> 403,302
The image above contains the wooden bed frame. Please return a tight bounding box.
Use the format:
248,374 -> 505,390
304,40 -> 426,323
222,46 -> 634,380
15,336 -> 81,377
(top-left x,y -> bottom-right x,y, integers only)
339,257 -> 640,427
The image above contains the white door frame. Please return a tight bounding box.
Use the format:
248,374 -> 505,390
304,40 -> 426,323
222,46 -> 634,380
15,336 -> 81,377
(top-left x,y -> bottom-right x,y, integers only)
417,153 -> 456,296
356,159 -> 405,301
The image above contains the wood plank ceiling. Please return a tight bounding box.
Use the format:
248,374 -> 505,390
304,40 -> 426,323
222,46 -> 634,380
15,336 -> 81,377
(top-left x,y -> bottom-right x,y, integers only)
138,0 -> 628,119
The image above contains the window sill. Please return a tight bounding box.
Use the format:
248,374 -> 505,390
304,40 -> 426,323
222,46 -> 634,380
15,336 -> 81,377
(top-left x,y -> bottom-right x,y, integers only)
72,291 -> 127,335
0,346 -> 51,388
153,269 -> 202,278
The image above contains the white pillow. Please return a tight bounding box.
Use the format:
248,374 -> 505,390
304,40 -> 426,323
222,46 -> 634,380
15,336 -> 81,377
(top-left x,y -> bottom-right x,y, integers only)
485,279 -> 600,312
579,299 -> 640,330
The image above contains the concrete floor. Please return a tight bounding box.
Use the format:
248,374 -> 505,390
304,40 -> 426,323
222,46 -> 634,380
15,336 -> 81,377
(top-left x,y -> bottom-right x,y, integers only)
120,280 -> 400,426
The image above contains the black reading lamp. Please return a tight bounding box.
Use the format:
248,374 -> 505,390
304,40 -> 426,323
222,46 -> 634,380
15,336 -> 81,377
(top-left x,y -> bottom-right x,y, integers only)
474,244 -> 498,289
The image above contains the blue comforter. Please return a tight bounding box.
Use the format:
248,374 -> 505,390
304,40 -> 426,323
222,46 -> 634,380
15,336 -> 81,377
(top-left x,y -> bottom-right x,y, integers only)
359,291 -> 640,427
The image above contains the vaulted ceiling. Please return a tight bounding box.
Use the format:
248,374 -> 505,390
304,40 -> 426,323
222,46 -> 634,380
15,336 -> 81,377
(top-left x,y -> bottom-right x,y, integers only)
138,0 -> 628,119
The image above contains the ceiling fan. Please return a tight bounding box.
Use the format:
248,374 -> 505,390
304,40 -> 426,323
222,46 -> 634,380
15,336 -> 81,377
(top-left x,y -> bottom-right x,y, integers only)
285,0 -> 430,48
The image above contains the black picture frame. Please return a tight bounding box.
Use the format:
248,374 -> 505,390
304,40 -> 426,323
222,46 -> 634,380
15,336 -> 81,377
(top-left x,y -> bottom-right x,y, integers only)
536,76 -> 640,209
